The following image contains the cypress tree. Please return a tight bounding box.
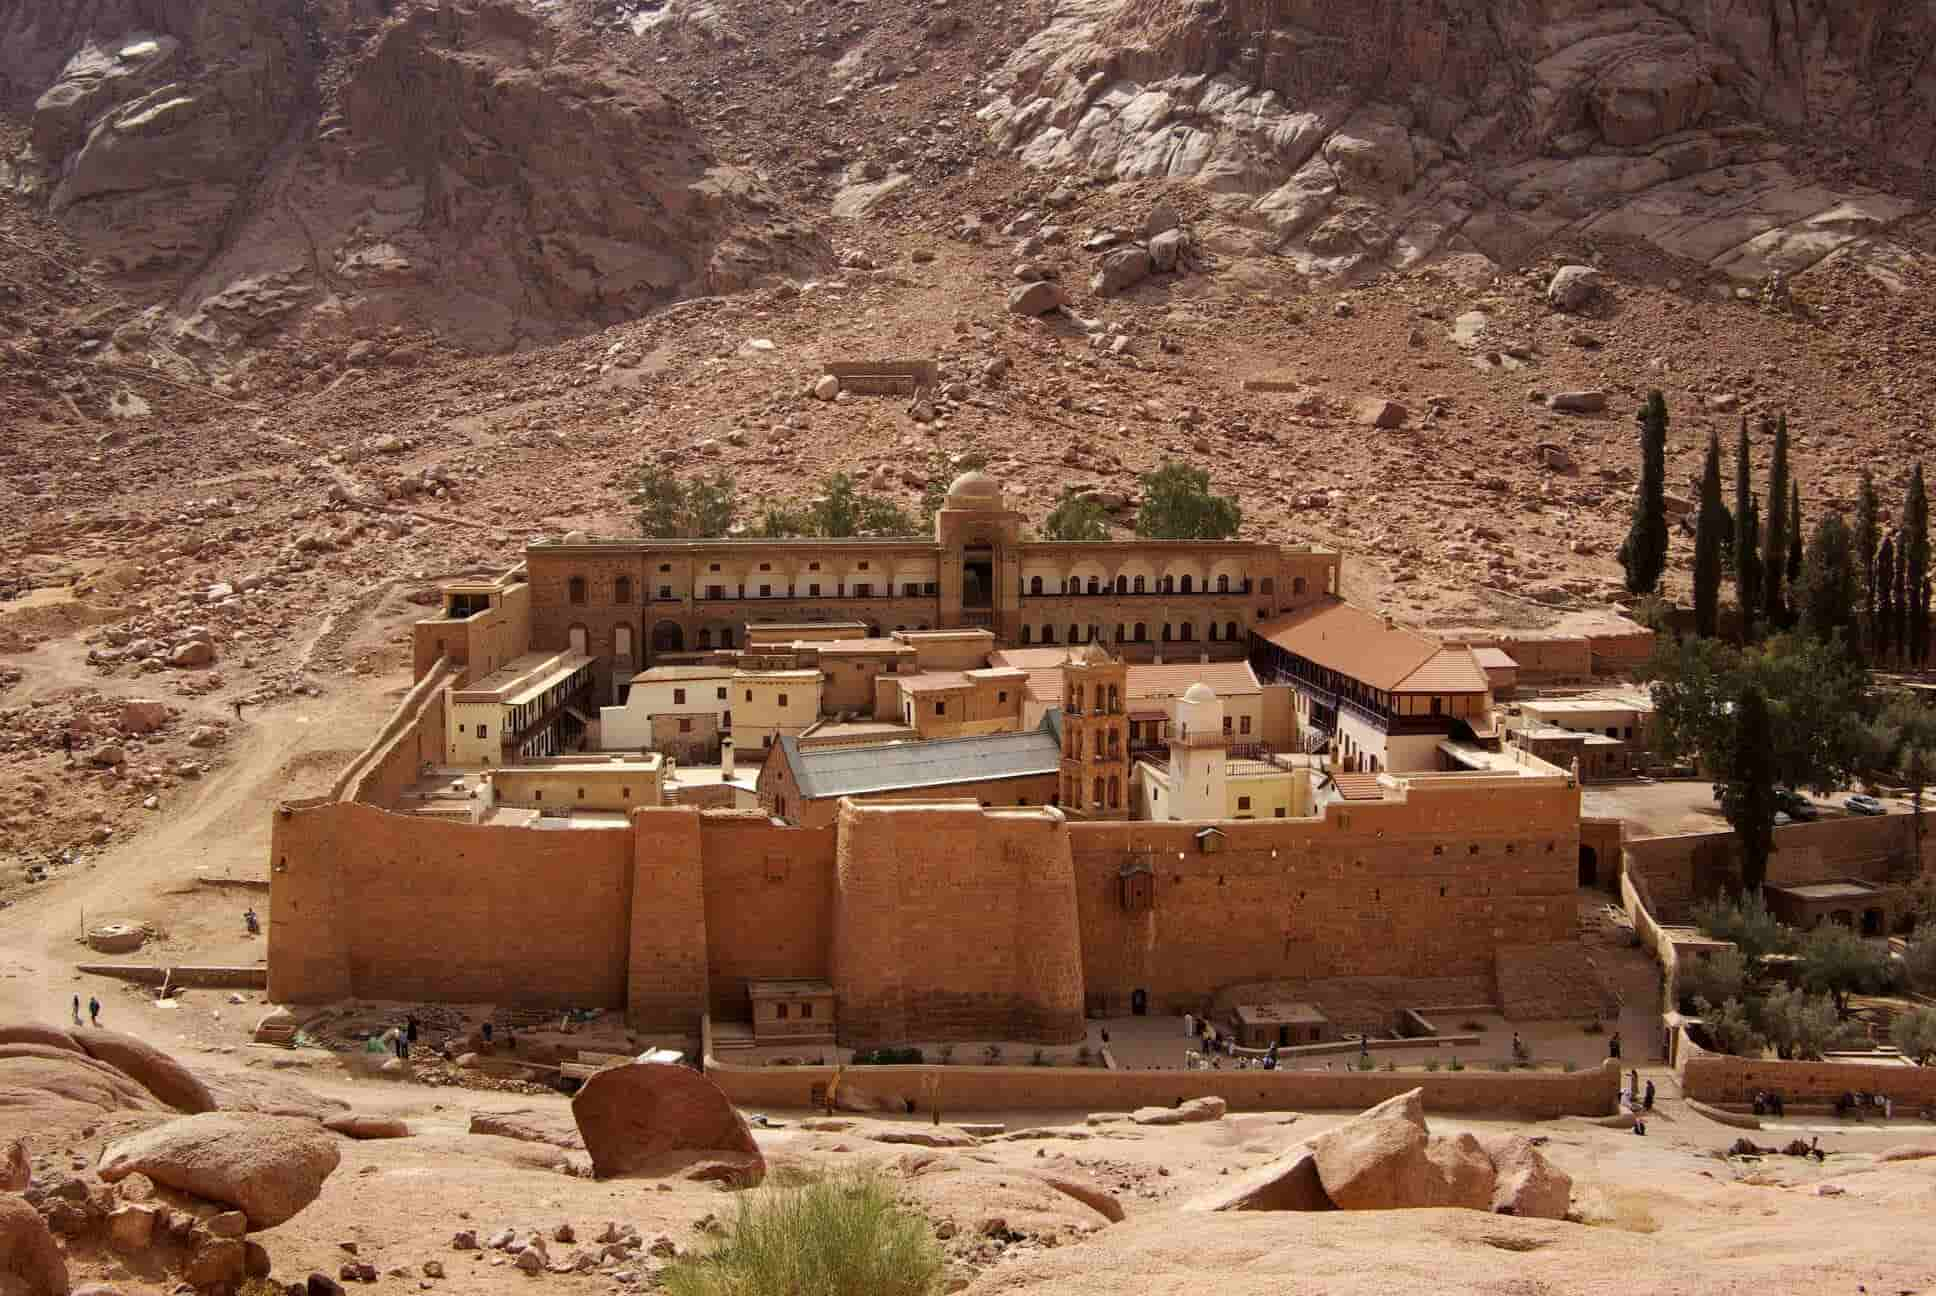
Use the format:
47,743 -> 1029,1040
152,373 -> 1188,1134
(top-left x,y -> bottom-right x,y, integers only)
1909,463 -> 1931,667
1693,427 -> 1727,637
1786,480 -> 1804,596
1798,512 -> 1860,652
1898,526 -> 1914,665
1854,471 -> 1879,656
1723,682 -> 1778,895
1735,419 -> 1760,641
1762,413 -> 1790,626
1619,391 -> 1671,595
1878,535 -> 1898,662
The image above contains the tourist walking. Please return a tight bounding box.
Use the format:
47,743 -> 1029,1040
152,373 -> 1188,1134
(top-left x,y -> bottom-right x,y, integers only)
1644,1080 -> 1656,1111
1609,1029 -> 1622,1060
88,996 -> 100,1026
71,995 -> 80,1026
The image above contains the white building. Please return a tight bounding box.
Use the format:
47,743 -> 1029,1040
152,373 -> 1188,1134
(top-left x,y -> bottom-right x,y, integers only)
599,665 -> 735,751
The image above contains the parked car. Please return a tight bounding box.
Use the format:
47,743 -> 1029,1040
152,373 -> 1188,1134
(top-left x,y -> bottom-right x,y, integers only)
1773,811 -> 1793,827
1846,793 -> 1886,816
1774,789 -> 1819,821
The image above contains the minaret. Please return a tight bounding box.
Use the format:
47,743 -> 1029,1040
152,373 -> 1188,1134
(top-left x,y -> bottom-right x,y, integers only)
1168,682 -> 1228,820
1059,644 -> 1129,818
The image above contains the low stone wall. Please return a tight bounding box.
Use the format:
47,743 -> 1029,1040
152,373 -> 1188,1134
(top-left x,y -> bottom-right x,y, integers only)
333,654 -> 454,805
1676,1026 -> 1936,1108
708,1055 -> 1619,1118
77,964 -> 268,989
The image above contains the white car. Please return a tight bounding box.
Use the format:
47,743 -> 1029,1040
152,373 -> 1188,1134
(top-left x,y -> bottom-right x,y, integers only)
1845,794 -> 1886,816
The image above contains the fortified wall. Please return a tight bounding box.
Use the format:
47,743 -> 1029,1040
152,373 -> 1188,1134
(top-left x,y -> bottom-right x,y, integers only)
271,768 -> 1583,1043
1625,814 -> 1930,918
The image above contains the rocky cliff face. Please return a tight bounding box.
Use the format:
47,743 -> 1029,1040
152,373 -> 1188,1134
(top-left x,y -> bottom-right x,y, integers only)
979,0 -> 1935,282
1,0 -> 828,352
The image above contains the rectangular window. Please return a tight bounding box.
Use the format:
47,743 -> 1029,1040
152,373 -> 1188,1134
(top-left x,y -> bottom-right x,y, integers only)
622,787 -> 630,799
706,584 -> 724,600
801,1003 -> 813,1019
760,584 -> 772,597
679,718 -> 692,733
1238,796 -> 1252,810
658,585 -> 672,600
717,687 -> 727,700
476,724 -> 487,739
778,694 -> 789,708
809,583 -> 822,597
659,564 -> 672,573
1274,807 -> 1286,818
709,563 -> 721,572
934,702 -> 946,716
674,689 -> 687,704
534,790 -> 542,801
745,690 -> 753,702
759,563 -> 771,572
775,1003 -> 788,1020
1240,715 -> 1252,735
1223,716 -> 1232,733
998,691 -> 1008,703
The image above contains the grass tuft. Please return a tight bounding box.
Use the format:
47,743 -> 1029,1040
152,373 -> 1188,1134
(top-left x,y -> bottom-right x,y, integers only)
662,1171 -> 944,1296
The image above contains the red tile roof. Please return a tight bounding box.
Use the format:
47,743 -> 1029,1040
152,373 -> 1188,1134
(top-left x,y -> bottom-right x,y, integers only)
1257,600 -> 1489,695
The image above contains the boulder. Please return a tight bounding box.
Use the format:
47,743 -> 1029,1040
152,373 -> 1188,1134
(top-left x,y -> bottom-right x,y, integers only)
1485,1134 -> 1573,1219
117,700 -> 170,735
323,1113 -> 409,1140
1090,246 -> 1153,295
168,641 -> 214,669
3,1136 -> 27,1190
570,1063 -> 764,1182
1143,203 -> 1180,239
1034,1174 -> 1125,1223
1149,228 -> 1187,272
1181,1148 -> 1335,1213
1547,265 -> 1602,313
1877,1143 -> 1936,1163
0,1194 -> 69,1296
1129,1096 -> 1224,1126
1306,1088 -> 1435,1210
0,1044 -> 168,1123
72,1028 -> 217,1114
1007,281 -> 1065,316
469,1108 -> 584,1150
1422,1132 -> 1496,1209
97,1112 -> 341,1229
106,1203 -> 157,1249
1549,390 -> 1608,414
182,1237 -> 245,1288
812,374 -> 839,401
1355,397 -> 1410,428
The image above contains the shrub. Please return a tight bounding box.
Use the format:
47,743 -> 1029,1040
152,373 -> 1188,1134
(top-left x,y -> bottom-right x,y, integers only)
1448,1056 -> 1464,1072
663,1171 -> 943,1296
1355,1055 -> 1376,1072
1692,892 -> 1795,963
1491,1060 -> 1513,1073
1563,1061 -> 1577,1073
1382,1060 -> 1397,1072
1755,984 -> 1862,1060
1677,949 -> 1750,1016
1424,1059 -> 1441,1072
1695,996 -> 1767,1058
936,1044 -> 955,1066
1031,1048 -> 1047,1067
983,1045 -> 1003,1066
1076,1045 -> 1091,1066
1894,1004 -> 1936,1064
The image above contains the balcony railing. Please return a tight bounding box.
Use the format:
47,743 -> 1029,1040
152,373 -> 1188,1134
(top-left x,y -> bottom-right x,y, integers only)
1022,582 -> 1255,599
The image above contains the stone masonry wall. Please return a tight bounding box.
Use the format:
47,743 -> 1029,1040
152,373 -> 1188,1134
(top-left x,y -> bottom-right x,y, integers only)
1627,814 -> 1928,917
701,814 -> 838,1019
267,800 -> 635,1008
833,802 -> 1084,1046
1069,780 -> 1579,1013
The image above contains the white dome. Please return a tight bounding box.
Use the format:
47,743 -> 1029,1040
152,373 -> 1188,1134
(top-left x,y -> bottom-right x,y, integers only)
944,471 -> 1003,509
562,529 -> 589,544
1182,682 -> 1217,704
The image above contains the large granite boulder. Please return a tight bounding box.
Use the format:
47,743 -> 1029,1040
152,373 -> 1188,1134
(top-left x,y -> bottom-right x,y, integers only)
1182,1148 -> 1335,1213
71,1029 -> 216,1114
1484,1134 -> 1573,1219
98,1112 -> 340,1229
571,1064 -> 763,1183
0,1193 -> 69,1296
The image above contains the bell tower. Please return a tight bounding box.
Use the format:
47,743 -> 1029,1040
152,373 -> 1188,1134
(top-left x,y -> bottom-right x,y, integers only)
1059,644 -> 1129,818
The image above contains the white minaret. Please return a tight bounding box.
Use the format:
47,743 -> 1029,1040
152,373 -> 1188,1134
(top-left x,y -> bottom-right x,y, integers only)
1168,682 -> 1228,820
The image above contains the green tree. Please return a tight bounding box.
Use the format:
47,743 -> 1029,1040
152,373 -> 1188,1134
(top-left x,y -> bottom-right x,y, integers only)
1718,682 -> 1778,895
1677,947 -> 1749,1012
1907,463 -> 1931,667
1692,892 -> 1795,964
811,473 -> 863,538
1762,414 -> 1791,626
686,471 -> 738,538
1693,427 -> 1728,638
1735,419 -> 1761,641
1855,472 -> 1880,657
1135,463 -> 1241,540
919,452 -> 988,527
752,505 -> 810,538
858,495 -> 917,537
1797,511 -> 1861,652
1695,996 -> 1766,1058
1786,482 -> 1804,600
1868,694 -> 1936,865
1755,984 -> 1862,1060
1042,489 -> 1109,541
632,462 -> 689,538
1894,1004 -> 1936,1064
1877,534 -> 1899,662
1620,391 -> 1671,595
1796,923 -> 1894,1016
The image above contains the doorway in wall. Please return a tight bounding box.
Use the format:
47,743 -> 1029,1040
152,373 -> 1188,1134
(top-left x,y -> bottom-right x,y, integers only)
1130,988 -> 1148,1016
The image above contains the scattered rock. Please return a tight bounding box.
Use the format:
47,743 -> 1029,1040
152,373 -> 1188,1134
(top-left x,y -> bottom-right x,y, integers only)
1007,281 -> 1065,316
2,1136 -> 27,1190
1182,1149 -> 1335,1213
1149,228 -> 1187,272
1355,398 -> 1410,428
0,1195 -> 68,1296
812,374 -> 839,401
1548,390 -> 1608,414
168,641 -> 215,669
323,1114 -> 409,1140
1129,1097 -> 1225,1126
1547,265 -> 1602,312
1090,246 -> 1153,295
1034,1174 -> 1125,1223
1485,1134 -> 1573,1219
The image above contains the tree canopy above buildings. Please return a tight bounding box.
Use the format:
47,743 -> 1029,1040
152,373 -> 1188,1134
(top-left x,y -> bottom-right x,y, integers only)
1135,463 -> 1241,540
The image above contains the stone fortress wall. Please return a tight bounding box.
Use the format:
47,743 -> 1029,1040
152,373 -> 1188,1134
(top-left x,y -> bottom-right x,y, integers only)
270,771 -> 1579,1042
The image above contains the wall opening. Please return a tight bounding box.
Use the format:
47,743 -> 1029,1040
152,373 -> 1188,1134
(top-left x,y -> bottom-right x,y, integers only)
1578,845 -> 1598,888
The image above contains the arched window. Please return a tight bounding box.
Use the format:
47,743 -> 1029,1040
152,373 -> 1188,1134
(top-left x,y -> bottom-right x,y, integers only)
1262,577 -> 1277,595
1159,576 -> 1173,594
1087,577 -> 1099,595
1162,624 -> 1173,642
1226,621 -> 1239,641
1108,775 -> 1120,808
1108,685 -> 1120,712
1181,575 -> 1194,594
1116,576 -> 1128,594
1043,625 -> 1057,644
1217,575 -> 1229,593
1134,623 -> 1147,642
1134,576 -> 1146,594
722,628 -> 735,649
1073,685 -> 1084,712
1093,730 -> 1104,757
1181,623 -> 1194,642
697,628 -> 713,649
1208,623 -> 1220,642
1030,576 -> 1043,595
1114,624 -> 1126,642
615,576 -> 632,604
1068,625 -> 1079,644
568,576 -> 587,605
1021,625 -> 1032,644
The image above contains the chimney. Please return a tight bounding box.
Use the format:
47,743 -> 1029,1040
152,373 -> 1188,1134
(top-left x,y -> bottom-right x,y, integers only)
721,735 -> 736,780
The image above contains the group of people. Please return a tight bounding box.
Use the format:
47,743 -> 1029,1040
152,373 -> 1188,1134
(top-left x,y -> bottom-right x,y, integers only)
1835,1090 -> 1893,1120
70,995 -> 99,1027
1621,1067 -> 1656,1112
1750,1089 -> 1787,1117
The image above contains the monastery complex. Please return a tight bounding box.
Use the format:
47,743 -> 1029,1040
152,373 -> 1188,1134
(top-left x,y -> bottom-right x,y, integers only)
268,472 -> 1665,1045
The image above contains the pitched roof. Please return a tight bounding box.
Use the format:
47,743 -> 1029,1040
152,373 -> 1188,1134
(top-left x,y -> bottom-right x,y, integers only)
1256,600 -> 1488,694
776,726 -> 1061,800
1472,647 -> 1520,671
1127,660 -> 1261,699
987,648 -> 1075,704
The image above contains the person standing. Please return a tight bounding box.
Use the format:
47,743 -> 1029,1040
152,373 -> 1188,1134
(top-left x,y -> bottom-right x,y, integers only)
88,997 -> 100,1026
406,1016 -> 419,1055
1609,1030 -> 1623,1060
71,995 -> 80,1026
1644,1079 -> 1656,1111
1184,1012 -> 1195,1038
